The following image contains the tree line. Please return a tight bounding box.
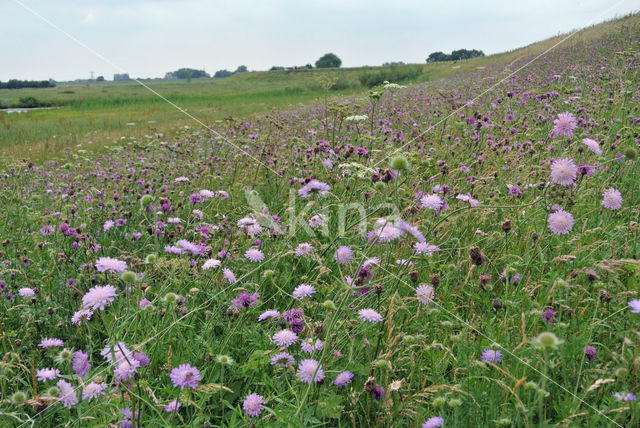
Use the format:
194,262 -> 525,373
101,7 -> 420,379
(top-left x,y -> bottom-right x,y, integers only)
0,79 -> 55,89
426,49 -> 485,63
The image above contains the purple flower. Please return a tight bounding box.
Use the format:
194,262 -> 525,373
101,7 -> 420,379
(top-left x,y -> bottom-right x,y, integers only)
295,243 -> 314,257
298,180 -> 330,198
272,329 -> 298,348
548,210 -> 574,235
416,284 -> 434,305
481,349 -> 502,363
258,310 -> 280,322
602,188 -> 622,210
334,371 -> 354,386
292,284 -> 316,300
232,292 -> 259,308
82,285 -> 117,310
334,246 -> 353,264
165,398 -> 181,413
358,308 -> 383,323
169,364 -> 201,390
39,338 -> 63,349
82,382 -> 107,401
541,308 -> 558,325
371,386 -> 385,401
57,380 -> 79,408
95,257 -> 127,273
628,299 -> 640,313
36,367 -> 60,382
551,112 -> 577,138
243,393 -> 264,417
297,359 -> 324,383
422,416 -> 444,428
245,248 -> 265,262
550,158 -> 577,186
72,350 -> 91,377
584,345 -> 596,361
270,352 -> 295,366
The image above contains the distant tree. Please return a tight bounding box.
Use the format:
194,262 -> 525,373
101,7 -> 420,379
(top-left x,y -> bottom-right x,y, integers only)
96,76 -> 105,82
269,66 -> 285,71
170,68 -> 209,79
315,53 -> 342,68
235,65 -> 248,73
0,79 -> 55,89
427,49 -> 484,63
114,73 -> 131,81
214,69 -> 233,78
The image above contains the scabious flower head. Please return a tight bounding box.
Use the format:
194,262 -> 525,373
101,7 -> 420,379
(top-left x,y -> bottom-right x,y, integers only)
222,268 -> 237,284
57,380 -> 79,408
270,352 -> 295,366
202,258 -> 221,270
481,349 -> 502,363
548,210 -> 574,235
292,284 -> 316,300
82,285 -> 117,310
334,371 -> 354,386
169,364 -> 201,390
628,299 -> 640,313
422,416 -> 444,428
95,257 -> 128,273
298,179 -> 330,198
82,382 -> 107,400
584,346 -> 597,361
295,242 -> 314,257
165,398 -> 181,413
18,287 -> 35,297
272,329 -> 298,348
301,338 -> 323,354
550,158 -> 578,186
39,338 -> 64,349
334,246 -> 353,264
415,242 -> 440,256
71,309 -> 93,325
245,248 -> 265,262
614,392 -> 637,402
36,367 -> 61,382
416,284 -> 434,305
582,138 -> 602,155
420,194 -> 444,210
358,308 -> 383,323
258,310 -> 280,322
602,188 -> 622,210
551,112 -> 577,138
232,292 -> 259,308
243,393 -> 265,417
297,359 -> 324,383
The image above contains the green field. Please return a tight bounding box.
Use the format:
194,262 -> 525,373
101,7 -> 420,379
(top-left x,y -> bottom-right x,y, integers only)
0,13 -> 636,160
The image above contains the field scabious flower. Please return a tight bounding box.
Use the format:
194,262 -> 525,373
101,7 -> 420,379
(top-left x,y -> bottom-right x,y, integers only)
258,310 -> 280,322
298,180 -> 330,198
270,352 -> 295,366
18,287 -> 35,297
416,284 -> 434,305
295,242 -> 314,256
82,382 -> 107,400
72,350 -> 91,376
480,349 -> 502,363
36,368 -> 61,382
245,248 -> 265,262
232,292 -> 259,308
243,393 -> 264,417
550,158 -> 578,186
71,309 -> 93,325
95,257 -> 127,273
82,285 -> 117,310
613,392 -> 637,402
273,329 -> 298,348
420,194 -> 444,210
422,416 -> 444,428
628,299 -> 640,313
551,112 -> 577,137
602,188 -> 622,210
39,338 -> 64,349
297,359 -> 324,383
57,380 -> 79,408
358,308 -> 383,323
202,258 -> 221,270
334,246 -> 353,264
292,284 -> 315,299
222,268 -> 237,283
548,210 -> 574,235
169,364 -> 201,390
334,371 -> 354,386
165,398 -> 181,413
582,138 -> 602,155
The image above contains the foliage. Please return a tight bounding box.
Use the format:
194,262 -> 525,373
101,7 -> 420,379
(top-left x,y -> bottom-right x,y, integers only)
0,79 -> 54,89
427,49 -> 485,63
315,53 -> 342,68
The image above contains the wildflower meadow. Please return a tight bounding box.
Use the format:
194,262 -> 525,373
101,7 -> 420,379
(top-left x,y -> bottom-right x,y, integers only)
1,15 -> 640,428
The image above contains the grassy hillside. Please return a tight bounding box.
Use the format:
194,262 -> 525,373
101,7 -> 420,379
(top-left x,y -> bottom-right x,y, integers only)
1,12 -> 638,160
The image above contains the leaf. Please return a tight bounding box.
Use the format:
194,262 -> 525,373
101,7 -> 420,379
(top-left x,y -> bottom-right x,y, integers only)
316,393 -> 344,419
196,383 -> 233,394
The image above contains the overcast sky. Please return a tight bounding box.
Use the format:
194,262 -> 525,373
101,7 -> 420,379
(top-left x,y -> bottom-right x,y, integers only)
1,0 -> 638,81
